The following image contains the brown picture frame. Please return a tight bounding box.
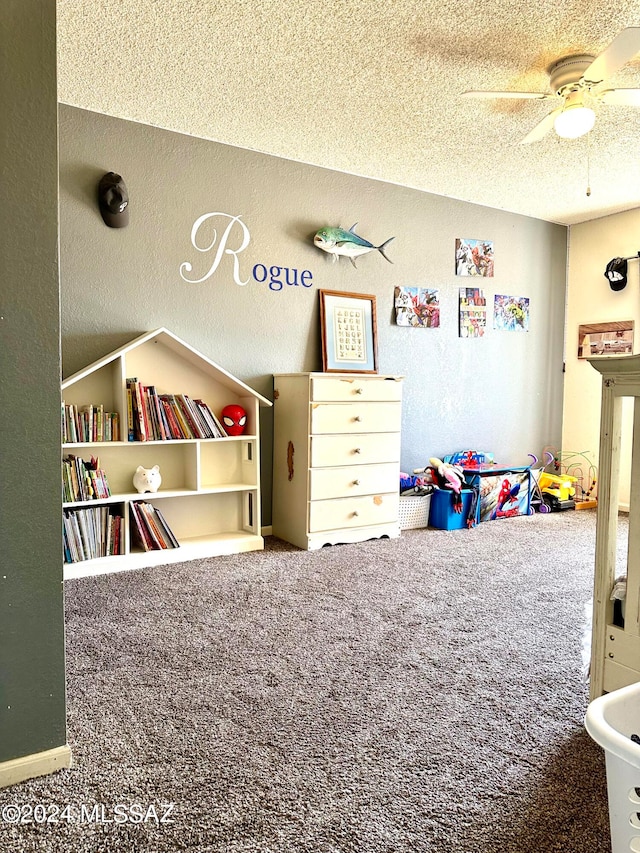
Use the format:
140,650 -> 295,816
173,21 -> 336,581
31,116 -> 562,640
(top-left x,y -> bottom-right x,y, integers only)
319,290 -> 378,373
577,320 -> 634,358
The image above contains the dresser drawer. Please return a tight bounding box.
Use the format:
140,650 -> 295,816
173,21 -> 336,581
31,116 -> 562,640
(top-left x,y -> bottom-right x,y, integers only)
310,375 -> 402,403
309,463 -> 399,500
310,402 -> 401,434
310,433 -> 401,467
309,492 -> 399,533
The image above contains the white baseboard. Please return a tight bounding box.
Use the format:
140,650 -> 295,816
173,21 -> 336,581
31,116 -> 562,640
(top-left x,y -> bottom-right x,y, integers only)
261,524 -> 272,537
0,745 -> 72,789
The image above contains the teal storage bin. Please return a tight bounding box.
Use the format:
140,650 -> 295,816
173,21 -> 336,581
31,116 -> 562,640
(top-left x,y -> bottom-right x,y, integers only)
429,488 -> 474,530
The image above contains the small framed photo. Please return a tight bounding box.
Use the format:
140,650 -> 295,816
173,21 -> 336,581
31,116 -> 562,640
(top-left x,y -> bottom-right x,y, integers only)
319,290 -> 378,373
578,320 -> 634,358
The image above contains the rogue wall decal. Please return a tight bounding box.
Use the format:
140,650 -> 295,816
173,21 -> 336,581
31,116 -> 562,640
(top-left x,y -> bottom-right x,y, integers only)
180,211 -> 314,292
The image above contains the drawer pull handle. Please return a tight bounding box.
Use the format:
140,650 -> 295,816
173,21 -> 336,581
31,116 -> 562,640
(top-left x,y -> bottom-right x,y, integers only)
355,388 -> 363,395
353,447 -> 361,454
353,415 -> 362,422
352,511 -> 359,517
352,479 -> 361,486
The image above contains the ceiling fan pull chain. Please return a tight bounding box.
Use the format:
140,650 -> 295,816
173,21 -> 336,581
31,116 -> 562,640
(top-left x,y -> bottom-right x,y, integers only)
586,131 -> 592,197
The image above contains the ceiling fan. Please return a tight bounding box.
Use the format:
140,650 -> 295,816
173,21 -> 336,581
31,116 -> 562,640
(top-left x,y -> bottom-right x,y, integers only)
463,27 -> 640,143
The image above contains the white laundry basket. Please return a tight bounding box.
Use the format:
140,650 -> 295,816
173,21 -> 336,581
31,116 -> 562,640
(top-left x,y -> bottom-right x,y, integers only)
398,494 -> 431,530
585,680 -> 640,853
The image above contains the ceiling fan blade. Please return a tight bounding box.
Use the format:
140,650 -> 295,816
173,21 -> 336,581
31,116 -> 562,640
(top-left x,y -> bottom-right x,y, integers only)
462,90 -> 551,99
520,108 -> 562,144
582,27 -> 640,84
599,87 -> 640,106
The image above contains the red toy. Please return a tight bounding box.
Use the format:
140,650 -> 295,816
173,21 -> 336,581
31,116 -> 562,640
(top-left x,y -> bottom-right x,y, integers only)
221,404 -> 247,436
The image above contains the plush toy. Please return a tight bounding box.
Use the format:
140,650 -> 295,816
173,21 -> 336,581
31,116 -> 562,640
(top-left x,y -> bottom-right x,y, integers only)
428,457 -> 464,494
416,457 -> 465,514
415,457 -> 477,525
133,464 -> 162,493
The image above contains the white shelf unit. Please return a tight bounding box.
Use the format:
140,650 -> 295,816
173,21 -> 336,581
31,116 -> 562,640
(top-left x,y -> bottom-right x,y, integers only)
61,328 -> 271,579
588,353 -> 640,699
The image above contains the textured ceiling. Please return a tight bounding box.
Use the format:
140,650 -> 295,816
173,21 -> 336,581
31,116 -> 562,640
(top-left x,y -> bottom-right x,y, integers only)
56,1 -> 640,226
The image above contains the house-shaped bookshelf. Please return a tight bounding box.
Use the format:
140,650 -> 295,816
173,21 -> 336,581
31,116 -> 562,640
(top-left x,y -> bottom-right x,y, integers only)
61,327 -> 272,580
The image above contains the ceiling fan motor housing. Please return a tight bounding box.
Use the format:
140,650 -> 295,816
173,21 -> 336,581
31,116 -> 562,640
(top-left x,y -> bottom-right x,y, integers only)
548,54 -> 596,94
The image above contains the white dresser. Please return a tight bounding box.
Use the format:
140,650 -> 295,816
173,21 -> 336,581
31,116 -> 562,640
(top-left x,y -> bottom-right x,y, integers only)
272,372 -> 403,550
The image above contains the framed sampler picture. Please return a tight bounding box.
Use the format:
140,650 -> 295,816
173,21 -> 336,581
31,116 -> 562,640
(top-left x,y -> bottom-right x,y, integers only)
319,290 -> 378,373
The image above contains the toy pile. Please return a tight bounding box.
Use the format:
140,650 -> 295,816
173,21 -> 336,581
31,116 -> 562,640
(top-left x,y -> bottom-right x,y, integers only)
411,455 -> 480,528
399,470 -> 435,497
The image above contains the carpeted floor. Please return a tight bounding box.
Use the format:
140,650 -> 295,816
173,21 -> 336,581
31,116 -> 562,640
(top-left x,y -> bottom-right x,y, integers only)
0,509 -> 622,852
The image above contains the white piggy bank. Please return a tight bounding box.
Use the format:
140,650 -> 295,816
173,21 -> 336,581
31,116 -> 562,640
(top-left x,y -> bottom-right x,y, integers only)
133,464 -> 162,493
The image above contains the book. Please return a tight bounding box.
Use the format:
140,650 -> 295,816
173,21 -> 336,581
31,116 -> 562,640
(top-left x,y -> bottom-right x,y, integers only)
194,399 -> 225,438
67,404 -> 78,443
129,503 -> 154,551
138,502 -> 166,549
167,394 -> 193,438
81,405 -> 93,442
62,455 -> 112,502
139,386 -> 152,440
113,514 -> 121,556
96,404 -> 104,442
126,378 -> 148,441
175,394 -> 204,439
147,386 -> 168,440
62,401 -> 121,444
126,384 -> 135,441
109,412 -> 120,442
99,382 -> 223,443
208,404 -> 228,438
130,501 -> 180,550
158,397 -> 180,439
63,506 -> 124,562
182,395 -> 214,438
153,505 -> 180,548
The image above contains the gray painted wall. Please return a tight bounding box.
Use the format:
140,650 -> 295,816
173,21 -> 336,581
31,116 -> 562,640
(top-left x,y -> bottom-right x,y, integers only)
0,1 -> 67,763
59,106 -> 567,524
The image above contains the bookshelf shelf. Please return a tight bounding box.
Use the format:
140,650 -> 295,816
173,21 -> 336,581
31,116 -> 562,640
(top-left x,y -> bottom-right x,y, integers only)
61,328 -> 271,579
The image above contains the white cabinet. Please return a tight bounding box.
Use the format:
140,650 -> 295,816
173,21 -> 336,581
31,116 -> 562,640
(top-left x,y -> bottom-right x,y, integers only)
272,372 -> 403,550
61,328 -> 271,579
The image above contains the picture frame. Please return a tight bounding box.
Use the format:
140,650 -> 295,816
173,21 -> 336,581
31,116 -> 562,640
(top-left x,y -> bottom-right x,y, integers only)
577,320 -> 634,358
319,290 -> 378,373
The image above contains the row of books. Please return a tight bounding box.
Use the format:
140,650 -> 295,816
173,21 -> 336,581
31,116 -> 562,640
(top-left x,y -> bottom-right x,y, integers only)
130,501 -> 180,551
62,403 -> 120,443
62,455 -> 111,503
126,379 -> 228,441
63,507 -> 123,563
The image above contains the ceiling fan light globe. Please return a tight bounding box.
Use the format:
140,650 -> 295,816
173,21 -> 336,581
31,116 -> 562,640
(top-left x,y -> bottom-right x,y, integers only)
554,105 -> 596,138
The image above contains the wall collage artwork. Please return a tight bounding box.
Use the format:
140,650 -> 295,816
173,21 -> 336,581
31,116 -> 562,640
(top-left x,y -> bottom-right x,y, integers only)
395,238 -> 530,336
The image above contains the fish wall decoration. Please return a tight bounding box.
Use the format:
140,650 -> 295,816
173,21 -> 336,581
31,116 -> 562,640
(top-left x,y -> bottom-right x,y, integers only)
313,224 -> 394,267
